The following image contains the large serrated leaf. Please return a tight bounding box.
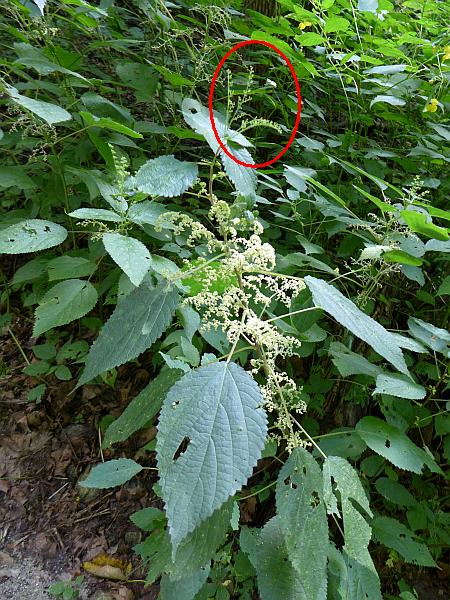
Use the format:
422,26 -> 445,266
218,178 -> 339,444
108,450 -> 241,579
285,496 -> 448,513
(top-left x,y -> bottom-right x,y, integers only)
77,281 -> 179,386
33,279 -> 98,337
103,369 -> 182,447
374,373 -> 426,399
355,417 -> 441,474
305,276 -> 409,375
157,362 -> 267,553
328,545 -> 382,600
133,155 -> 198,198
240,518 -> 307,600
103,232 -> 151,286
276,448 -> 328,600
372,516 -> 436,567
80,458 -> 142,489
182,99 -> 257,198
0,219 -> 67,254
323,457 -> 381,600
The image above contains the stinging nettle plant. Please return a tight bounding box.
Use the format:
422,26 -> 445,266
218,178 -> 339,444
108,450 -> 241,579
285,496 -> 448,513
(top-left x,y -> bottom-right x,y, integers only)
1,1 -> 449,598
1,92 -> 443,599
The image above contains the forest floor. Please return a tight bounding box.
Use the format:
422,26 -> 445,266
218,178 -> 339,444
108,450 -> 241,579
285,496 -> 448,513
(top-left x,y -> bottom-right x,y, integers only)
0,317 -> 160,600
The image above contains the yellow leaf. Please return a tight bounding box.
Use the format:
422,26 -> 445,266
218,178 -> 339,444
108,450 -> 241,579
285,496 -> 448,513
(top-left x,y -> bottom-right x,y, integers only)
83,554 -> 132,581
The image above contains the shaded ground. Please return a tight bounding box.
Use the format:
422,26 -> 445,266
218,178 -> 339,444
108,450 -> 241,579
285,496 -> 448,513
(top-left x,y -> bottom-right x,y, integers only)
0,317 -> 159,600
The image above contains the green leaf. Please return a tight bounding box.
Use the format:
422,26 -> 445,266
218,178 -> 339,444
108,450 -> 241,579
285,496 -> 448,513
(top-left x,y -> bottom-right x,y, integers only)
328,342 -> 383,378
27,384 -> 46,404
0,166 -> 35,190
182,99 -> 256,198
136,501 -> 233,584
103,369 -> 183,447
305,276 -> 409,375
296,33 -> 326,46
438,275 -> 450,295
47,256 -> 97,281
159,566 -> 209,600
355,417 -> 441,474
133,155 -> 198,198
0,219 -> 67,254
317,428 -> 367,460
78,281 -> 179,386
152,64 -> 194,87
370,95 -> 406,108
290,288 -> 322,332
323,457 -> 381,599
324,17 -> 351,34
80,458 -> 142,489
241,518 -> 309,600
13,257 -> 48,284
7,85 -> 71,125
375,478 -> 417,507
33,279 -> 98,337
171,498 -> 233,576
157,362 -> 267,553
79,111 -> 142,139
103,232 -> 151,287
127,201 -> 167,226
372,517 -> 436,566
401,210 -> 449,241
68,208 -> 123,222
374,373 -> 426,399
408,317 -> 450,353
327,545 -> 382,600
382,249 -> 423,266
276,448 -> 328,599
54,365 -> 72,380
130,507 -> 166,532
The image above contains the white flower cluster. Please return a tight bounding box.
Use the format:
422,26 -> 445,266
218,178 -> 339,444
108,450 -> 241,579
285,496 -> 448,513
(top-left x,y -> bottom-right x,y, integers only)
154,212 -> 215,247
161,196 -> 308,451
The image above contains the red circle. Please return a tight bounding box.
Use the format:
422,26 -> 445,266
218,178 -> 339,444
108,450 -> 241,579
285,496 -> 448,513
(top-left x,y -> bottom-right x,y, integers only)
208,39 -> 302,169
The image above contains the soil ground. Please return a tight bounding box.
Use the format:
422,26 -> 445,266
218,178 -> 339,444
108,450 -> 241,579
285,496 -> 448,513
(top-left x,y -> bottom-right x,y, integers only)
0,317 -> 160,600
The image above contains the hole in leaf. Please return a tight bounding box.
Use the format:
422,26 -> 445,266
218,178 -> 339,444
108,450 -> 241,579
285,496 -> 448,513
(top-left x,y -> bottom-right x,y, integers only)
310,491 -> 320,507
173,436 -> 191,461
302,466 -> 307,475
284,477 -> 298,489
385,439 -> 391,448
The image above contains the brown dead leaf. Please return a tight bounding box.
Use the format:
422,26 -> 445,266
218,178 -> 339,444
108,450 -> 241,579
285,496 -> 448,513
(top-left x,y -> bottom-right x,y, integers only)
240,496 -> 257,524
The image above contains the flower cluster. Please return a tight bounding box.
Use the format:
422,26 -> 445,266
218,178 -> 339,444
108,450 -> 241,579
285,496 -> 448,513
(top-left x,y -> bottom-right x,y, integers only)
155,212 -> 215,247
168,203 -> 308,450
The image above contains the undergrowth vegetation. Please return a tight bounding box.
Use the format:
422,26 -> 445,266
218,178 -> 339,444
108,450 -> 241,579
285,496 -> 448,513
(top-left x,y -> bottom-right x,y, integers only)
1,0 -> 449,598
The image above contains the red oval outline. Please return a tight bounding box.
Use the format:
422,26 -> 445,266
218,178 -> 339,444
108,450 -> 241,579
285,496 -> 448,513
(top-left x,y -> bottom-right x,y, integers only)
208,39 -> 302,169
